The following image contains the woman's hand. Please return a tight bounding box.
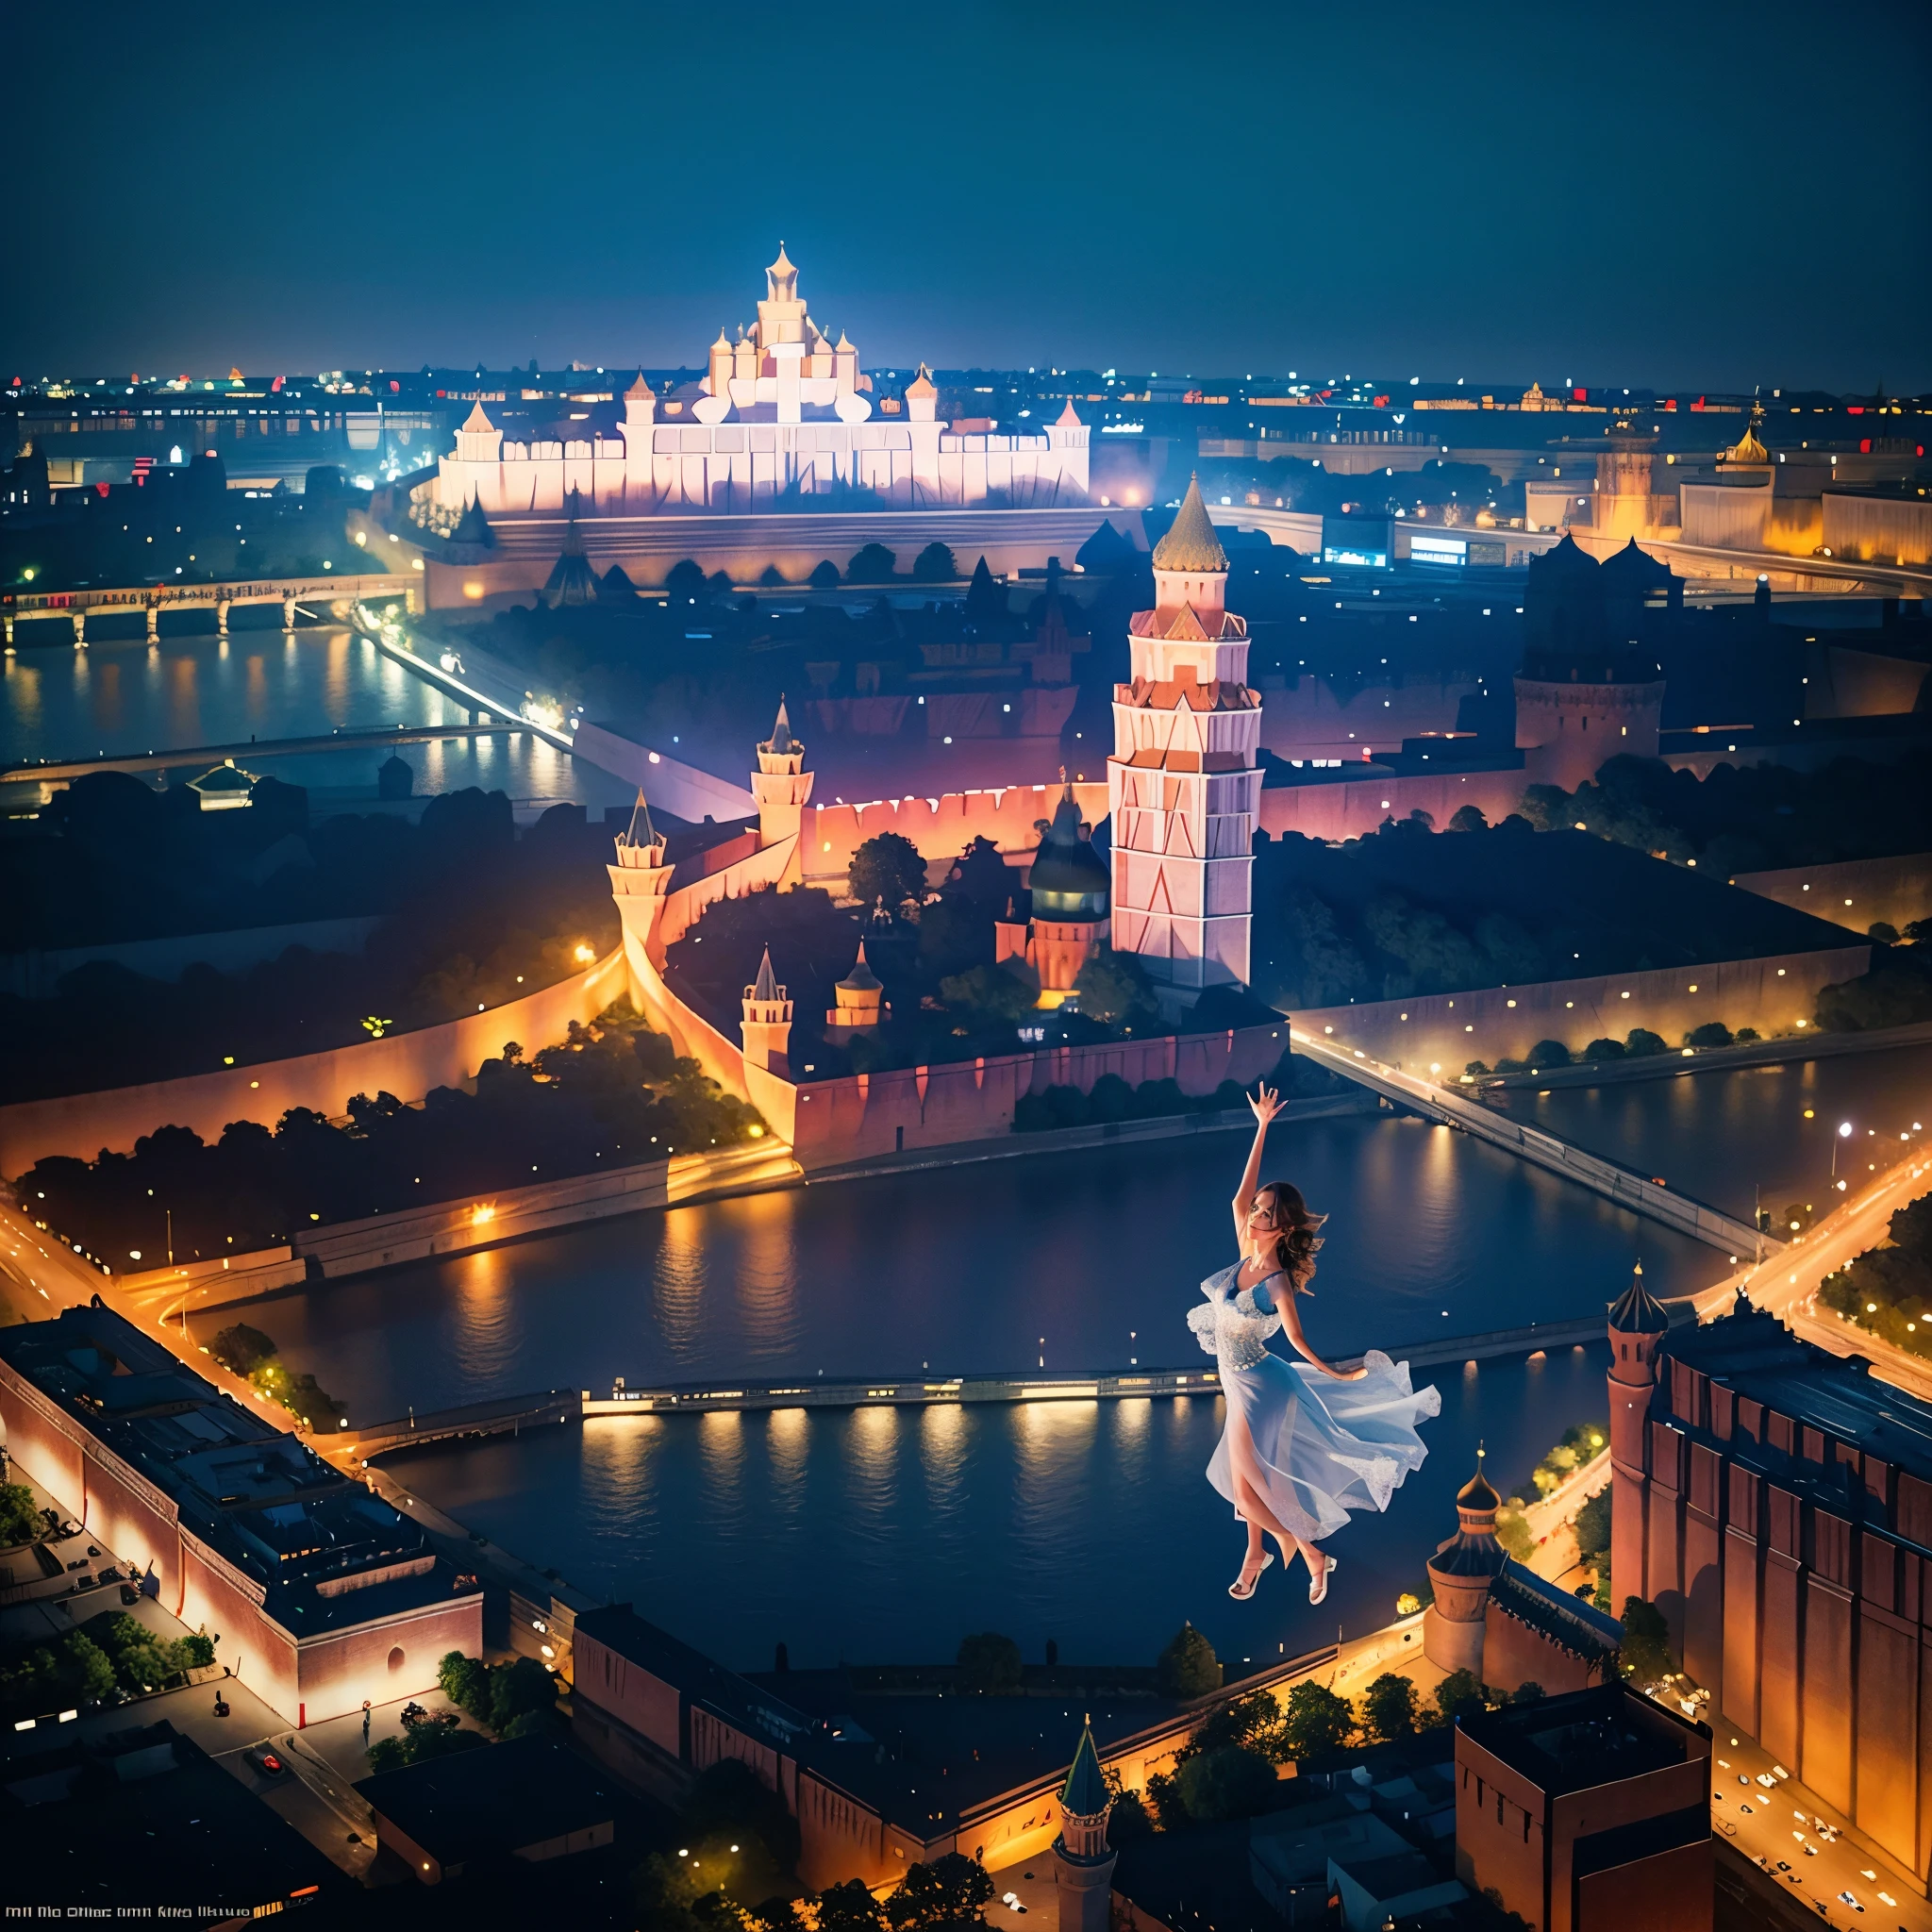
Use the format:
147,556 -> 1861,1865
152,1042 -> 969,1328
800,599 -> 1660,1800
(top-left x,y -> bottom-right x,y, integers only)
1325,1363 -> 1370,1381
1248,1083 -> 1285,1126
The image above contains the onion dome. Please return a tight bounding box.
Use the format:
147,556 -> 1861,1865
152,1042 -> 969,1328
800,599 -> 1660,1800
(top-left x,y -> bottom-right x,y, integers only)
1598,536 -> 1674,591
1027,780 -> 1108,916
905,363 -> 938,399
1609,1259 -> 1670,1334
1150,475 -> 1228,574
1457,1464 -> 1501,1512
1725,398 -> 1770,465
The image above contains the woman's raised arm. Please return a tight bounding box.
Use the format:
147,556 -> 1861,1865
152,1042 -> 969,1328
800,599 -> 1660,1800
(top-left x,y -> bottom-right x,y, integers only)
1232,1083 -> 1285,1240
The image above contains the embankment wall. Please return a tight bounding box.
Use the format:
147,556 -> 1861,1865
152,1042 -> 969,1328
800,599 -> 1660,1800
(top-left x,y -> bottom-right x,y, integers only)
1289,944 -> 1870,1074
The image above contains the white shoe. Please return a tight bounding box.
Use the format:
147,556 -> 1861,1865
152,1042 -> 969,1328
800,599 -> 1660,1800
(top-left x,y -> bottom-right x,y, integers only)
1228,1552 -> 1275,1600
1308,1555 -> 1338,1606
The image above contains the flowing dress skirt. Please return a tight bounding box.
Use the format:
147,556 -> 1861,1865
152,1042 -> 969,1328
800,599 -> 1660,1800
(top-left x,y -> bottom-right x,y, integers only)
1208,1349 -> 1441,1543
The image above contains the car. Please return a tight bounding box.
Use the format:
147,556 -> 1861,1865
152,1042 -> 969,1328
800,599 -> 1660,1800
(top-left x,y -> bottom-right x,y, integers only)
1801,1843 -> 1817,1857
1775,1861 -> 1790,1873
246,1745 -> 290,1779
1757,1773 -> 1777,1788
1836,1891 -> 1863,1913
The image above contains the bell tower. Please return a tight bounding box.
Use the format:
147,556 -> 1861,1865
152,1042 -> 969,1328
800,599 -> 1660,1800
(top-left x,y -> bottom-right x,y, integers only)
608,789 -> 674,986
1052,1720 -> 1115,1932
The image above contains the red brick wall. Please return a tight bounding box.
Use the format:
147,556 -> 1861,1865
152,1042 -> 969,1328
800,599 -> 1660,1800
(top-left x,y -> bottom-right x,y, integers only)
1482,1608 -> 1598,1699
293,1593 -> 483,1725
1854,1602 -> 1921,1866
797,1770 -> 891,1891
0,1363 -> 87,1515
1574,1838 -> 1711,1932
574,1632 -> 681,1757
1551,1761 -> 1709,1932
1455,1735 -> 1548,1927
1801,1576 -> 1856,1813
78,1443 -> 179,1604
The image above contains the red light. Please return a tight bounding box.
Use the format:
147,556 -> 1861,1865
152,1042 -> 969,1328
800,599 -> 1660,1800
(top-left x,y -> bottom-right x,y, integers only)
1860,439 -> 1872,455
1847,406 -> 1864,415
390,379 -> 400,393
1572,388 -> 1587,401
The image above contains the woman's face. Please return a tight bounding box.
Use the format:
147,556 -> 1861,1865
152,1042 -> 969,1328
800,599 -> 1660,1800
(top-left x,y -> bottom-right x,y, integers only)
1247,1189 -> 1282,1241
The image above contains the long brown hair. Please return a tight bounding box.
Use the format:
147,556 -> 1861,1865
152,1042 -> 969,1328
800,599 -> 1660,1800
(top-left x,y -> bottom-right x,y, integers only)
1257,1182 -> 1325,1293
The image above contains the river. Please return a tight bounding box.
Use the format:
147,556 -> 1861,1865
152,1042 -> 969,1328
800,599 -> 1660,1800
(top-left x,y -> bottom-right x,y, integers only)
0,624 -> 631,815
221,1114 -> 1728,1672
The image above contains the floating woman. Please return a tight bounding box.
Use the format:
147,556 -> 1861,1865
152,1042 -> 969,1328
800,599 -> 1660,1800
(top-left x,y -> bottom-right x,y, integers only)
1190,1083 -> 1441,1605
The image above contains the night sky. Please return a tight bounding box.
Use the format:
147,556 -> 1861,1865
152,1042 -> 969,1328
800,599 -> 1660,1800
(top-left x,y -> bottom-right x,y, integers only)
11,0 -> 1928,389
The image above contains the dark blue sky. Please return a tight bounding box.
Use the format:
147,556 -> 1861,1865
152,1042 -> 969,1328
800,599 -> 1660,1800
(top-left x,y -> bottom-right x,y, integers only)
11,0 -> 1927,390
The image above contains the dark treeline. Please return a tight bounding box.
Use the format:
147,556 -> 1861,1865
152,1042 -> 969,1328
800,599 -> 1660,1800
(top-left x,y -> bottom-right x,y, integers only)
19,1005 -> 761,1263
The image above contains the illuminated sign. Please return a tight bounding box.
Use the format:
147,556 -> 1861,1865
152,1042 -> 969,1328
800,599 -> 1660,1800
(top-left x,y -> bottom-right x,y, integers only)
1323,545 -> 1388,568
1408,535 -> 1467,565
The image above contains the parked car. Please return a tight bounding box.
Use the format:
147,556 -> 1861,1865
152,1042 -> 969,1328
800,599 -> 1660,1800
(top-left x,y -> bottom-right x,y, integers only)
246,1745 -> 290,1779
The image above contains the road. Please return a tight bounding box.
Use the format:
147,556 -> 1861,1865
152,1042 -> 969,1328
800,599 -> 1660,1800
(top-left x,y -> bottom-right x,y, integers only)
1710,1725 -> 1927,1930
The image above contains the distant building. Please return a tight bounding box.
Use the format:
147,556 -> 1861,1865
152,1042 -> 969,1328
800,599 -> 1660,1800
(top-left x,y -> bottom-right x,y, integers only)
431,246 -> 1090,515
0,1303 -> 481,1727
1455,1682 -> 1712,1932
1610,1283 -> 1932,1883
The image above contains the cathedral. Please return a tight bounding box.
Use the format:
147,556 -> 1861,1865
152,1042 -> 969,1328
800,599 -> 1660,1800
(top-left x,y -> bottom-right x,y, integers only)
432,245 -> 1091,515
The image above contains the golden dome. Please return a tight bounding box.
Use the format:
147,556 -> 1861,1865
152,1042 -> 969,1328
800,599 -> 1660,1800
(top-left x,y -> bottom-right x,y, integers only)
1725,398 -> 1770,465
1150,475 -> 1228,575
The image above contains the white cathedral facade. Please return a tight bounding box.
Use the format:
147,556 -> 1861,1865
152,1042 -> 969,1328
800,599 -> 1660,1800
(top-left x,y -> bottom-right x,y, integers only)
432,246 -> 1091,515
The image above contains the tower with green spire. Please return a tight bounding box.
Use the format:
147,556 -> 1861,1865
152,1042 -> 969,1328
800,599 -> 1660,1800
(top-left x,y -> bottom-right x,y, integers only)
1051,1718 -> 1116,1932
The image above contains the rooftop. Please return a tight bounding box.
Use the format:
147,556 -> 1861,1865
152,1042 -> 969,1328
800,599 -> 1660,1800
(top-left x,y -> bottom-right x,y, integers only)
1665,1301 -> 1932,1486
356,1736 -> 617,1864
0,1305 -> 472,1637
1457,1684 -> 1704,1799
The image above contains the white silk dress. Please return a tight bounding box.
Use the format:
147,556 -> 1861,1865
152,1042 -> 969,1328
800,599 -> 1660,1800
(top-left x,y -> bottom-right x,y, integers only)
1189,1261 -> 1441,1542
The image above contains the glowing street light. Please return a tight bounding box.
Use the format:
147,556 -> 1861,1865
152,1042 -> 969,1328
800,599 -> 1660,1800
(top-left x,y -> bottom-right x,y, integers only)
1833,1121 -> 1853,1182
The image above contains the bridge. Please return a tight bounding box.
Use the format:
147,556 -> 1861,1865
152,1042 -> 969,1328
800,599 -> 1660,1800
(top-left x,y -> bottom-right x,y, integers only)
2,722 -> 541,788
1294,1032 -> 1776,1262
318,1390 -> 580,1460
1,573 -> 415,644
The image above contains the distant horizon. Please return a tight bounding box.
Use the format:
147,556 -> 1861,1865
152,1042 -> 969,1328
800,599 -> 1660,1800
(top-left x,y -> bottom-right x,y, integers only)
7,0 -> 1926,391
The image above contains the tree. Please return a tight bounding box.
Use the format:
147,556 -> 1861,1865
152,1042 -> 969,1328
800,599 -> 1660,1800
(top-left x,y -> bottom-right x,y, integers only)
964,557 -> 1006,626
1434,1669 -> 1486,1723
1108,1787 -> 1154,1841
944,834 -> 1012,908
1619,1597 -> 1674,1682
1624,1028 -> 1666,1058
1580,1037 -> 1624,1062
912,542 -> 957,583
886,1853 -> 993,1929
939,964 -> 1038,1024
1525,1040 -> 1570,1068
489,1655 -> 558,1730
65,1632 -> 118,1705
758,565 -> 788,589
1070,951 -> 1158,1027
846,542 -> 898,584
1175,1745 -> 1276,1822
816,1879 -> 888,1932
849,832 -> 928,913
1360,1673 -> 1419,1740
1279,1679 -> 1355,1763
808,559 -> 841,591
1447,805 -> 1489,833
1686,1022 -> 1733,1049
957,1631 -> 1023,1694
1574,1488 -> 1611,1580
1156,1624 -> 1221,1699
1510,1682 -> 1545,1705
665,558 -> 708,603
684,1755 -> 801,1871
0,1483 -> 41,1547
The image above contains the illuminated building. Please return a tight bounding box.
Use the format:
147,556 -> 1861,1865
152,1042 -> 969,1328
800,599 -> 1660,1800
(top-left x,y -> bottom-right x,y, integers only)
1107,476 -> 1261,1007
1610,1283 -> 1932,1893
1051,1723 -> 1116,1932
432,246 -> 1090,514
0,1305 -> 481,1727
825,941 -> 888,1032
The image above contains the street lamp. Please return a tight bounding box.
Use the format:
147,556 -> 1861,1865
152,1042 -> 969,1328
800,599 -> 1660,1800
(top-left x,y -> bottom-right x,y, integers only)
1832,1121 -> 1853,1183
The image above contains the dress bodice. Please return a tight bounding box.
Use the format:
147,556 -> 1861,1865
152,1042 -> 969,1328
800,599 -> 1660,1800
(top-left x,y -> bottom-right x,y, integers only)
1187,1261 -> 1284,1371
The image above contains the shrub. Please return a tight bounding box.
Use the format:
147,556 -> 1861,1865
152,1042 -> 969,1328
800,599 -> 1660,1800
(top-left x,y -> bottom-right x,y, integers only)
814,1880 -> 888,1932
1156,1624 -> 1222,1698
1494,1506 -> 1535,1561
808,559 -> 841,590
1071,950 -> 1158,1026
1511,1682 -> 1545,1705
957,1631 -> 1023,1694
1685,1022 -> 1733,1049
1574,1488 -> 1612,1577
1624,1028 -> 1667,1058
1131,1076 -> 1189,1121
1580,1037 -> 1625,1062
1814,962 -> 1932,1031
0,1483 -> 42,1548
684,1755 -> 802,1871
1525,1040 -> 1571,1068
911,542 -> 957,583
1087,1073 -> 1132,1123
845,542 -> 898,584
940,964 -> 1038,1024
1464,1060 -> 1492,1077
1175,1745 -> 1276,1822
1735,1026 -> 1760,1042
488,1656 -> 558,1730
1108,1788 -> 1155,1841
1360,1673 -> 1419,1740
885,1853 -> 993,1929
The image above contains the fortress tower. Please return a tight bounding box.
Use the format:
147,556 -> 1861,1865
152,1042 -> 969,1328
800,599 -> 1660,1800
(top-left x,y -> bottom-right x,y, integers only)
1052,1721 -> 1116,1932
825,941 -> 888,1032
751,697 -> 814,881
1424,1454 -> 1507,1676
741,947 -> 793,1075
1107,477 -> 1261,1009
1607,1259 -> 1670,1623
608,789 -> 674,979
